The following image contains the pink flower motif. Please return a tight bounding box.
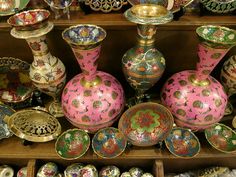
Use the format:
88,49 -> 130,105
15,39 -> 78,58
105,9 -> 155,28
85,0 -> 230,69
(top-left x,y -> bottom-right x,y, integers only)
125,61 -> 133,69
33,73 -> 41,81
35,60 -> 45,67
29,42 -> 41,51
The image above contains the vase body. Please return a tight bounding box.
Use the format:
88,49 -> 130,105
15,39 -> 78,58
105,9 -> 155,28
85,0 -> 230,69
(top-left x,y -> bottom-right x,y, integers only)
161,26 -> 236,131
61,25 -> 125,133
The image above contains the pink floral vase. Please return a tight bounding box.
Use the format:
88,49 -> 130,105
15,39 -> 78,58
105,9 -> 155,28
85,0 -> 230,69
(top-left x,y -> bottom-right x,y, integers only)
62,24 -> 125,133
161,25 -> 236,131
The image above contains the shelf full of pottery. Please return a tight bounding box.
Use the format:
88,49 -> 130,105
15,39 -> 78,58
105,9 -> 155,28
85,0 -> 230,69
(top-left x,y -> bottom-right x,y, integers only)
0,3 -> 236,165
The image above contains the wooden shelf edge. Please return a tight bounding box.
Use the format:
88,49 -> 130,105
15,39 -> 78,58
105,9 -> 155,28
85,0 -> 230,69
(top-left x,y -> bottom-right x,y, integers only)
27,159 -> 36,177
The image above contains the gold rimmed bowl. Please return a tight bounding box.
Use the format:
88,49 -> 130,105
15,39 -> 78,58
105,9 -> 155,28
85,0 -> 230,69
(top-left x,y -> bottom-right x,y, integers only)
7,9 -> 50,31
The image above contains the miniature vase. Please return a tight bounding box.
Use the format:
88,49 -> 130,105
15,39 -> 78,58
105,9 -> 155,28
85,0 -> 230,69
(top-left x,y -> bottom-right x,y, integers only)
161,25 -> 236,131
122,4 -> 173,104
62,24 -> 125,133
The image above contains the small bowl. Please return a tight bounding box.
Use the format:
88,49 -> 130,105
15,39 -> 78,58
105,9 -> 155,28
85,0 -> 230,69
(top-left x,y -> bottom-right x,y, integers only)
55,129 -> 90,160
7,9 -> 50,31
64,163 -> 84,177
37,162 -> 58,177
99,165 -> 120,177
165,127 -> 201,158
118,102 -> 174,146
92,127 -> 127,158
17,167 -> 27,177
205,123 -> 236,153
0,0 -> 30,16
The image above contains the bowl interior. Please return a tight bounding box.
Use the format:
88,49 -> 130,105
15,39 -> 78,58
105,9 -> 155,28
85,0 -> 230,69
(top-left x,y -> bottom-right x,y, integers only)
62,25 -> 106,46
196,25 -> 236,45
8,9 -> 50,27
92,127 -> 127,158
165,128 -> 200,158
119,102 -> 174,146
205,123 -> 236,153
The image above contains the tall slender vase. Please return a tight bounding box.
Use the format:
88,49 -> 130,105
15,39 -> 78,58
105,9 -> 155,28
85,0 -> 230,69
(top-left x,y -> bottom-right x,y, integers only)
122,4 -> 173,104
8,10 -> 66,117
62,25 -> 125,133
161,25 -> 236,131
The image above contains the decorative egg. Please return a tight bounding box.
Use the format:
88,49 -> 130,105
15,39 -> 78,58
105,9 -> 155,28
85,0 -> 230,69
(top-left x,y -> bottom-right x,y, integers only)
79,165 -> 98,177
17,167 -> 27,177
99,165 -> 120,177
120,172 -> 132,177
141,173 -> 154,177
129,167 -> 143,177
64,163 -> 84,177
37,162 -> 58,177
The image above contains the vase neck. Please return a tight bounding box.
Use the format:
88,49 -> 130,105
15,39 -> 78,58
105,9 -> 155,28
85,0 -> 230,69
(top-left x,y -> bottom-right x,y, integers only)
71,45 -> 101,81
195,43 -> 230,81
137,24 -> 157,46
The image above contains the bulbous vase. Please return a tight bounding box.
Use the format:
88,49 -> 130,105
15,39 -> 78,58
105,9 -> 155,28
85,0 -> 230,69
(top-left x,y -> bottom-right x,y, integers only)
161,25 -> 236,131
62,24 -> 125,133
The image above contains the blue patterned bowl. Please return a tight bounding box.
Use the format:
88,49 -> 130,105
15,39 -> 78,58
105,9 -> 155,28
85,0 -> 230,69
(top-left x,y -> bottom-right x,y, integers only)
165,127 -> 200,158
92,127 -> 127,158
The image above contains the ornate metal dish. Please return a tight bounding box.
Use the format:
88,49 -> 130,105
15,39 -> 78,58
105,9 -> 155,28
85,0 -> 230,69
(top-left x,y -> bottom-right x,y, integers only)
0,104 -> 15,140
0,0 -> 30,16
92,127 -> 127,158
205,123 -> 236,153
118,102 -> 174,146
165,127 -> 201,158
4,108 -> 61,142
55,129 -> 90,160
200,0 -> 236,13
0,57 -> 33,104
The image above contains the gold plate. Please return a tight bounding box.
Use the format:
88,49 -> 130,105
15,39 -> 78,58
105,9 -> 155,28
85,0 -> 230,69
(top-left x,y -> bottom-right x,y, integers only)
5,108 -> 61,142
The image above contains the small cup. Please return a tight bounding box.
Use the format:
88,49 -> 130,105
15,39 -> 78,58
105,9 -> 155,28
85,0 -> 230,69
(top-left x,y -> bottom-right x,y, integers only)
0,165 -> 14,177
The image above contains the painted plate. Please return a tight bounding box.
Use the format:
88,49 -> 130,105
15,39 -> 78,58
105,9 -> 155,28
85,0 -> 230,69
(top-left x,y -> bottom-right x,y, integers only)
55,129 -> 90,160
92,127 -> 127,158
200,0 -> 236,13
127,0 -> 194,13
0,0 -> 30,16
118,102 -> 174,146
0,103 -> 15,140
165,127 -> 201,158
0,57 -> 33,104
205,123 -> 236,153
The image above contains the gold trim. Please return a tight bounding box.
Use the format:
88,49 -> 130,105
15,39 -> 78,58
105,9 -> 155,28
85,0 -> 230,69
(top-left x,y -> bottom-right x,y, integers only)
232,116 -> 236,129
222,68 -> 236,80
138,38 -> 155,46
125,70 -> 162,79
189,74 -> 210,87
175,116 -> 216,127
80,75 -> 102,88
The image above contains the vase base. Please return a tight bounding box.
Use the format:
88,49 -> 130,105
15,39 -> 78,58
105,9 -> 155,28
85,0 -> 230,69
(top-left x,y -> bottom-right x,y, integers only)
48,101 -> 64,118
224,102 -> 233,116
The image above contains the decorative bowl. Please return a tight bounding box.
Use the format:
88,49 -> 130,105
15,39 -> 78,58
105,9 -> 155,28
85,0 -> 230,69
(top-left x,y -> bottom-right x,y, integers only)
37,162 -> 58,177
43,0 -> 73,9
0,0 -> 30,16
7,9 -> 50,31
129,167 -> 143,177
165,127 -> 201,158
64,163 -> 84,177
92,127 -> 127,158
0,57 -> 33,105
79,165 -> 98,177
99,165 -> 120,177
55,128 -> 90,160
118,102 -> 174,146
0,103 -> 15,140
17,167 -> 27,177
205,123 -> 236,153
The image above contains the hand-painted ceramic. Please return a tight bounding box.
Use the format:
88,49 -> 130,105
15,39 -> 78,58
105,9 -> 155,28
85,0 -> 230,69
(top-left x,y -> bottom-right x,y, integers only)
44,0 -> 73,9
233,116 -> 236,129
205,123 -> 236,153
127,0 -> 194,13
0,103 -> 15,140
161,25 -> 236,131
0,0 -> 29,16
99,166 -> 120,177
55,129 -> 90,160
165,127 -> 201,158
79,165 -> 98,177
200,0 -> 236,13
141,173 -> 154,177
64,163 -> 84,177
119,102 -> 174,146
0,57 -> 33,104
7,9 -> 50,31
92,127 -> 127,158
120,172 -> 132,177
129,167 -> 143,177
17,167 -> 27,177
37,162 -> 58,177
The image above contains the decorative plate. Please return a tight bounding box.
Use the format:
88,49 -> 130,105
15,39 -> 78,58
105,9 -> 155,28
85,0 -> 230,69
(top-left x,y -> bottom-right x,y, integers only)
127,0 -> 194,13
205,123 -> 236,153
99,166 -> 120,177
0,103 -> 15,140
92,127 -> 127,158
43,0 -> 73,9
37,162 -> 59,177
118,102 -> 174,146
165,127 -> 201,158
64,163 -> 84,177
0,0 -> 30,16
0,57 -> 33,104
200,0 -> 236,13
55,129 -> 90,160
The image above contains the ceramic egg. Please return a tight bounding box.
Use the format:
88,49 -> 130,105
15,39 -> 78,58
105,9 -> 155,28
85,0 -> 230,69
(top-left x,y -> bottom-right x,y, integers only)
79,165 -> 98,177
64,163 -> 84,177
17,167 -> 27,177
99,165 -> 120,177
141,173 -> 154,177
129,167 -> 144,177
120,172 -> 132,177
37,162 -> 58,177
